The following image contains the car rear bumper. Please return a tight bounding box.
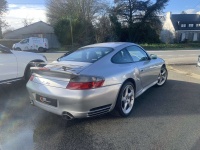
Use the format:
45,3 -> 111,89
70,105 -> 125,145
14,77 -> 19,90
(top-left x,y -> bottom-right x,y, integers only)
26,81 -> 121,118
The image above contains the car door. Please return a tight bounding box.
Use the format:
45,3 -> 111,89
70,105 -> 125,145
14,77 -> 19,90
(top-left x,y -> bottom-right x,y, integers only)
126,45 -> 159,88
20,39 -> 29,50
0,45 -> 18,81
111,48 -> 143,93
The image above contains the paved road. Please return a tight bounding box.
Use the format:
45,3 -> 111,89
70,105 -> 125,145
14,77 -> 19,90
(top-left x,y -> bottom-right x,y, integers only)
43,50 -> 200,65
1,66 -> 200,150
149,50 -> 200,65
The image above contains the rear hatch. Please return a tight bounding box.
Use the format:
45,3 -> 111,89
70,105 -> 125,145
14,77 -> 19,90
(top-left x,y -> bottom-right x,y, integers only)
31,61 -> 92,88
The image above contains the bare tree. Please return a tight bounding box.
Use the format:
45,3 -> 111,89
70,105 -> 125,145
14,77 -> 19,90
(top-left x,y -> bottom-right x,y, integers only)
95,15 -> 112,42
2,27 -> 13,36
0,0 -> 8,39
46,0 -> 109,25
22,18 -> 34,27
46,0 -> 110,45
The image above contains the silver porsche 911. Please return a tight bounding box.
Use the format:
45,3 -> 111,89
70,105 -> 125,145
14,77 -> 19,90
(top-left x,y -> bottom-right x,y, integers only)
26,42 -> 167,120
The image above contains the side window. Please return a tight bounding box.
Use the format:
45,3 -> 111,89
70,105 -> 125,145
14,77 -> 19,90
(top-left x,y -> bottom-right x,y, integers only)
126,46 -> 149,62
111,49 -> 133,64
20,39 -> 29,44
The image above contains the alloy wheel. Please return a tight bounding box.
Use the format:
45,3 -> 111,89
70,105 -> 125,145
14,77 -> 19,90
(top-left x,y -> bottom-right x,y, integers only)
157,67 -> 167,86
121,85 -> 135,115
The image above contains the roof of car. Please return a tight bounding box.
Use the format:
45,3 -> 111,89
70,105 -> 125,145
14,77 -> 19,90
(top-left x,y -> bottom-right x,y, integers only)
82,42 -> 136,49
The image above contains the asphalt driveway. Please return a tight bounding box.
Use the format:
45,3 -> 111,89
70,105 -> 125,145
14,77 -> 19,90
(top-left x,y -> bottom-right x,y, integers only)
1,68 -> 200,150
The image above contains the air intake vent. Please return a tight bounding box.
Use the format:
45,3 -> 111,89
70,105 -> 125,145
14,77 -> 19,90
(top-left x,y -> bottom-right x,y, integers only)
88,104 -> 112,117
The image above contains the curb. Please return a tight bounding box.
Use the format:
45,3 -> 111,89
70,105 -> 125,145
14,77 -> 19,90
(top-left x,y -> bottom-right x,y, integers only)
167,65 -> 200,79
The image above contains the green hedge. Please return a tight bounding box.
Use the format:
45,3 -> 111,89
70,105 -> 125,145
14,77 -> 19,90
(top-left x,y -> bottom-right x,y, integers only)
141,43 -> 200,50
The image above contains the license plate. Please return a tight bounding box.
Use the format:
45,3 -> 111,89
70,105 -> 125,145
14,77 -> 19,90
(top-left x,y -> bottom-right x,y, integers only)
36,94 -> 57,107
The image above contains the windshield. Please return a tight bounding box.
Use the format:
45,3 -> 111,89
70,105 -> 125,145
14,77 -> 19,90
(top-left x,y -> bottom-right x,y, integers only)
58,47 -> 113,63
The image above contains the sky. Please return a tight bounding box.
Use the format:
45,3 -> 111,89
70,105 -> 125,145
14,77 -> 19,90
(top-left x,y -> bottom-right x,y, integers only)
3,0 -> 200,31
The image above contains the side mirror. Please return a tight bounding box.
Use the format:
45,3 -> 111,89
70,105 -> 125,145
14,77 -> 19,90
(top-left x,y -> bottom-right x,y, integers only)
150,54 -> 157,59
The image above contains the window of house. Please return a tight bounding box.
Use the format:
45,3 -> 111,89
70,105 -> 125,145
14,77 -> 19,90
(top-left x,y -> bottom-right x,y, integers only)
189,24 -> 194,27
196,24 -> 200,27
181,24 -> 186,27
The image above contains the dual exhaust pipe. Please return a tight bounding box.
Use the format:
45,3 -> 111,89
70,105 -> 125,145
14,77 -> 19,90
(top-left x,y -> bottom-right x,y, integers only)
30,99 -> 74,120
62,112 -> 74,120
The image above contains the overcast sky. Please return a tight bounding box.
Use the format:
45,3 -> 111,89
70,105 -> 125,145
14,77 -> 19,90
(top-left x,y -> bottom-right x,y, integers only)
3,0 -> 200,31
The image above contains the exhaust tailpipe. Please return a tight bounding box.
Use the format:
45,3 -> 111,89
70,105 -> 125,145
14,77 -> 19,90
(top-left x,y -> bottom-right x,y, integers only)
30,99 -> 34,105
62,112 -> 74,120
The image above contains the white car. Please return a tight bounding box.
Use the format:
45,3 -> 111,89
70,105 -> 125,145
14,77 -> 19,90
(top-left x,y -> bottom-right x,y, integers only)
12,37 -> 49,52
0,44 -> 47,84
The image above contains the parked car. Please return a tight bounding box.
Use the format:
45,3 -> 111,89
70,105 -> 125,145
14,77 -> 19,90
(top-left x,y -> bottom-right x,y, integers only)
26,42 -> 168,120
12,37 -> 49,52
0,44 -> 47,84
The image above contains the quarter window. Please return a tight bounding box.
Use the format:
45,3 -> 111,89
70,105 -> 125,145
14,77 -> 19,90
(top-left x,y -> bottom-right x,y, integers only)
111,49 -> 133,64
126,46 -> 149,62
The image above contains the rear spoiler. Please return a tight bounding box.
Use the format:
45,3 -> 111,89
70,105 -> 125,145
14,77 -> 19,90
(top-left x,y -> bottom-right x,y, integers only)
30,63 -> 78,79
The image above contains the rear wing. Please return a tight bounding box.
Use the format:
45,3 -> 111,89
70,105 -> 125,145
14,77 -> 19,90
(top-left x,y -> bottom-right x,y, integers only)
30,64 -> 78,79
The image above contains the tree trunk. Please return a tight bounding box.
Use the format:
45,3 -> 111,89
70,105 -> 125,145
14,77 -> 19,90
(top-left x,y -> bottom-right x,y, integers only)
0,26 -> 3,39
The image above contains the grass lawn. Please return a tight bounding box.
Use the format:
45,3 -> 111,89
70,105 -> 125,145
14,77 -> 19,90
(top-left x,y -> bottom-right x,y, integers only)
141,43 -> 200,50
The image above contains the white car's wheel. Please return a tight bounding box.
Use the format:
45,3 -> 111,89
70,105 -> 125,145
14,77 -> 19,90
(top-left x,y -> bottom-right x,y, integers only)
156,66 -> 168,86
38,47 -> 44,52
24,64 -> 32,81
16,47 -> 21,51
116,81 -> 135,117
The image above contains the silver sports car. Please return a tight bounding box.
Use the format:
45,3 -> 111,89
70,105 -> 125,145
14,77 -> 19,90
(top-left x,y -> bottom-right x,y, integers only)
26,42 -> 167,119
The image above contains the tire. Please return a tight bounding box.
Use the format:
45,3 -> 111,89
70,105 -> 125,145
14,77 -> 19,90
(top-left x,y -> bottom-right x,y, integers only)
38,47 -> 44,52
156,66 -> 168,87
24,64 -> 33,81
16,47 -> 21,51
116,81 -> 135,117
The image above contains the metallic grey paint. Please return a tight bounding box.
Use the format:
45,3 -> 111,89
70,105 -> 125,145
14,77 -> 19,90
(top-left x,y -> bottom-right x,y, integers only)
26,42 -> 166,118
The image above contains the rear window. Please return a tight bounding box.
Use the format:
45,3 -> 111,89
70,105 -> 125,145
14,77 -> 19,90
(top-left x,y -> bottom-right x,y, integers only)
58,47 -> 113,63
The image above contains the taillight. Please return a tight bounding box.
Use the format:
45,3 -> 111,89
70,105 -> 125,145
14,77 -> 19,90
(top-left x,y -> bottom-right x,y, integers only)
66,76 -> 104,90
38,67 -> 49,71
29,75 -> 34,81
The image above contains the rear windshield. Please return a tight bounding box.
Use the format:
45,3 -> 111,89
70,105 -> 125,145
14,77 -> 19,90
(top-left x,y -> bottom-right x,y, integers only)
58,47 -> 113,63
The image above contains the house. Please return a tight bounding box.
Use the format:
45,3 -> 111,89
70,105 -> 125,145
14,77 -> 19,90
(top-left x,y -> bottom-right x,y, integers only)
3,21 -> 60,48
161,12 -> 200,43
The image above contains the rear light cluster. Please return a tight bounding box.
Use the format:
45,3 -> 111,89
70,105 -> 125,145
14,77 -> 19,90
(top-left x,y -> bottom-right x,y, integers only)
38,67 -> 49,71
66,76 -> 104,90
29,75 -> 34,81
